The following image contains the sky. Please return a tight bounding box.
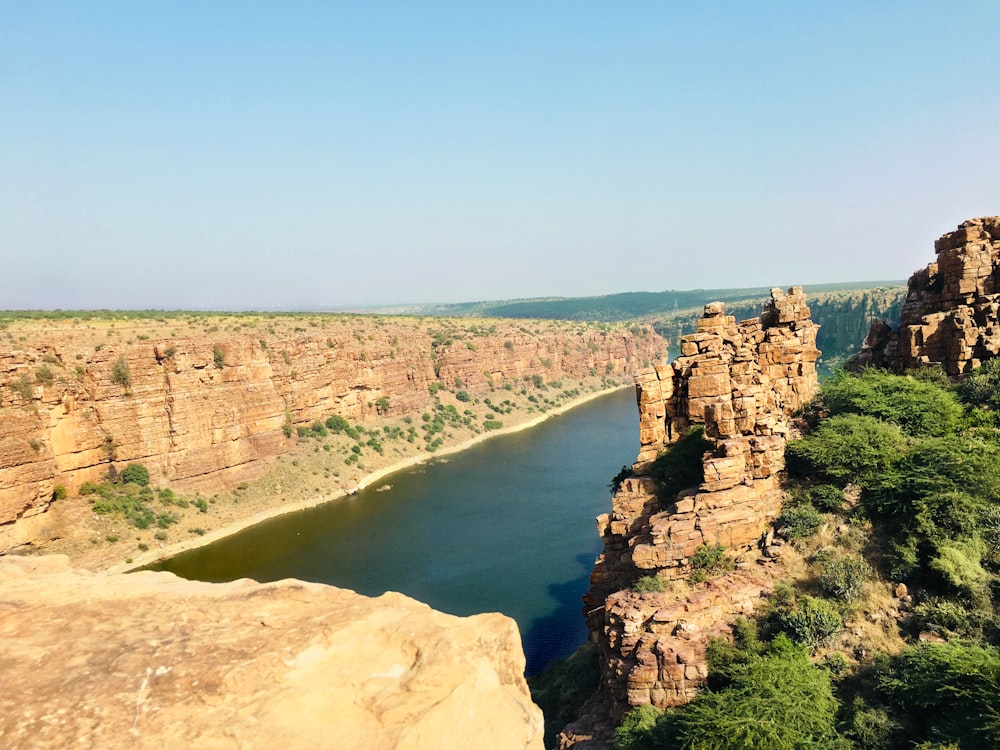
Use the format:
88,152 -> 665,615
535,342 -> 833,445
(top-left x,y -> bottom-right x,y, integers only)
2,2 -> 999,310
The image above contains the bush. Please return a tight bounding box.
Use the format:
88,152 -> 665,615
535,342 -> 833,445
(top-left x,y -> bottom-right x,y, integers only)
12,373 -> 34,402
958,357 -> 1000,409
615,705 -> 663,750
786,414 -> 904,485
821,369 -> 962,436
814,550 -> 872,602
455,390 -> 471,402
120,463 -> 150,486
809,484 -> 845,512
776,595 -> 843,650
634,575 -> 668,593
35,364 -> 54,387
111,356 -> 131,390
875,642 -> 1000,747
648,426 -> 713,499
212,345 -> 225,369
689,543 -> 732,582
51,485 -> 67,501
658,635 -> 842,748
779,504 -> 824,539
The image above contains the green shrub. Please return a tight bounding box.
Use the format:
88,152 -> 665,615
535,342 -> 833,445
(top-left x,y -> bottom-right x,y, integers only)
455,390 -> 471,402
809,484 -> 845,512
634,575 -> 668,593
483,420 -> 503,430
779,504 -> 824,539
648,426 -> 713,499
194,497 -> 208,513
776,595 -> 843,650
121,463 -> 150,486
689,543 -> 732,582
79,481 -> 100,496
609,465 -> 632,495
212,345 -> 225,368
786,414 -> 904,485
875,642 -> 1000,747
51,485 -> 67,501
111,356 -> 131,390
35,364 -> 54,386
615,704 -> 663,750
821,369 -> 962,436
958,357 -> 1000,409
12,373 -> 34,402
657,635 -> 842,748
814,550 -> 872,602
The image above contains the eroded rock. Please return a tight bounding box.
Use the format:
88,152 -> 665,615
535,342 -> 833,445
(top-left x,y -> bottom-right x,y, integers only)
0,555 -> 544,749
854,216 -> 1000,374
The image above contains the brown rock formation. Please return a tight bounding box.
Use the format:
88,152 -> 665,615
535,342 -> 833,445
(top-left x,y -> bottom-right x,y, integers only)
573,289 -> 819,732
0,554 -> 544,749
0,316 -> 664,550
854,216 -> 1000,374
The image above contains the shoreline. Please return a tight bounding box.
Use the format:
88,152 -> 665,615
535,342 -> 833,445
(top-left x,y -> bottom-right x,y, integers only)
104,384 -> 633,576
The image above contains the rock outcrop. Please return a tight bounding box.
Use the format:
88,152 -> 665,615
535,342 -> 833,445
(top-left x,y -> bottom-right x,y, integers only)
573,289 -> 819,733
854,216 -> 1000,374
0,554 -> 544,749
0,316 -> 663,550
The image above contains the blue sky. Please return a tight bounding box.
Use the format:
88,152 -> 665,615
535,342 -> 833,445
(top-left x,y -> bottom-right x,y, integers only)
2,2 -> 998,310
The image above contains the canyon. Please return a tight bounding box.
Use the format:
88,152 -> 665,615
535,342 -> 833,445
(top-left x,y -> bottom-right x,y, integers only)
0,313 -> 661,749
0,314 -> 662,553
5,217 -> 998,749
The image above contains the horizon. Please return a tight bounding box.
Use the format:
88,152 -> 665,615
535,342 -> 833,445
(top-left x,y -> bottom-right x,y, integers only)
0,278 -> 906,315
2,4 -> 997,310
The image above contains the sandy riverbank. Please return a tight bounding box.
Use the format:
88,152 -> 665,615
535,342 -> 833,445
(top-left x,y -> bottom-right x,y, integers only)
97,383 -> 632,575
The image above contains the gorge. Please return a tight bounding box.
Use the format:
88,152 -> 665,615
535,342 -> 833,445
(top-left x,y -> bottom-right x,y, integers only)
4,218 -> 1000,750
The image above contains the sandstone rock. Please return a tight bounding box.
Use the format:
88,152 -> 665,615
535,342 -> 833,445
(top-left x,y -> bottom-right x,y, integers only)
854,217 -> 1000,374
0,318 -> 665,550
0,555 -> 543,750
577,289 -> 819,729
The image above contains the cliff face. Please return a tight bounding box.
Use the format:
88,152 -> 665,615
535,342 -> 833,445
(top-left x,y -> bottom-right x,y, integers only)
0,315 -> 663,550
576,289 -> 819,728
854,216 -> 1000,374
0,554 -> 544,750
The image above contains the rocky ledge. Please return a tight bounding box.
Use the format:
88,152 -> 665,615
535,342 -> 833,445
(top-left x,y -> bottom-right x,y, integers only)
854,216 -> 1000,374
0,555 -> 544,749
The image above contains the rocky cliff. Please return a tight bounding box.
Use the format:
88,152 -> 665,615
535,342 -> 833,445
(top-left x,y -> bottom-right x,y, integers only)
0,315 -> 663,551
563,289 -> 819,742
854,216 -> 1000,374
0,554 -> 544,749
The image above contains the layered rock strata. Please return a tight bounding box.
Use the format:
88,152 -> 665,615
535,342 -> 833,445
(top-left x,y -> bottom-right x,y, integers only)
0,317 -> 663,549
0,554 -> 544,749
580,289 -> 819,726
854,216 -> 1000,374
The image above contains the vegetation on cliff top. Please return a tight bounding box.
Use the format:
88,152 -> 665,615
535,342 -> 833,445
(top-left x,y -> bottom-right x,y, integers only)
615,366 -> 1000,749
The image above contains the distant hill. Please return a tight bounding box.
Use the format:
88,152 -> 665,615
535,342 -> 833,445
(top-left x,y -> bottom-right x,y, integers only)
383,282 -> 906,375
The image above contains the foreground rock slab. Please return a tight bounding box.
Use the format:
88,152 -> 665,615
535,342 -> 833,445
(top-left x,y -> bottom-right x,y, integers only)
0,555 -> 543,750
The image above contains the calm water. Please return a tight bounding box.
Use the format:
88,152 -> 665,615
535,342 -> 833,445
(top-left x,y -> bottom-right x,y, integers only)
152,387 -> 638,674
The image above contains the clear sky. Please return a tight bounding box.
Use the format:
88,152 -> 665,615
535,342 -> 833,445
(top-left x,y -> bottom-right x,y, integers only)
2,2 -> 998,310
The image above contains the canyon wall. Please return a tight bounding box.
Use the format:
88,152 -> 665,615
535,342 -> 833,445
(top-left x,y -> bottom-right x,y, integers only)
0,315 -> 663,550
569,289 -> 819,737
854,216 -> 1000,374
0,554 -> 544,749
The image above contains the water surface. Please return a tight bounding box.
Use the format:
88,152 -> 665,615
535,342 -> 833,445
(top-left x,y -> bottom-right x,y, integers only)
154,387 -> 638,674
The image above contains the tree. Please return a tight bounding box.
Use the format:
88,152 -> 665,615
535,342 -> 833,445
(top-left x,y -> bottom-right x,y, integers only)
659,635 -> 843,749
121,463 -> 150,487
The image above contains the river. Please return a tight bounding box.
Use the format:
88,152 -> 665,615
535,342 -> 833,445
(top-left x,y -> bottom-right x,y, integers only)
152,387 -> 639,674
